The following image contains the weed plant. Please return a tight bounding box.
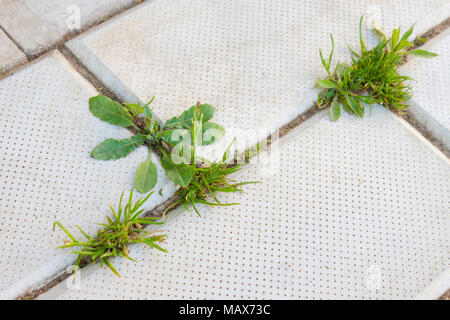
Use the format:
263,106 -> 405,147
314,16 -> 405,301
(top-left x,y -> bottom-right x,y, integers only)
89,96 -> 225,192
54,189 -> 166,276
317,17 -> 438,121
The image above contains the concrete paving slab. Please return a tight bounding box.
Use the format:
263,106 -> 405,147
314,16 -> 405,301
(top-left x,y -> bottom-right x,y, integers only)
40,106 -> 450,300
66,0 -> 449,159
0,50 -> 177,299
401,33 -> 450,149
0,29 -> 27,72
0,0 -> 140,57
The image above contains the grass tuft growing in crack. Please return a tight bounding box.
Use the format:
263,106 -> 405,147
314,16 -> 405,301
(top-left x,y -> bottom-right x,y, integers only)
316,16 -> 438,121
164,141 -> 260,216
53,189 -> 167,277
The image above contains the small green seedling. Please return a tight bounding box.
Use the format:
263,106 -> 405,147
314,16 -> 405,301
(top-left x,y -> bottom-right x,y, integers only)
316,16 -> 438,121
54,189 -> 166,277
89,95 -> 225,193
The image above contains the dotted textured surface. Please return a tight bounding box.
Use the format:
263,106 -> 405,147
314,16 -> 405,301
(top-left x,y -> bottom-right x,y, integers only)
41,107 -> 450,300
0,0 -> 139,56
0,29 -> 27,72
401,33 -> 450,147
66,0 -> 448,158
0,51 -> 177,299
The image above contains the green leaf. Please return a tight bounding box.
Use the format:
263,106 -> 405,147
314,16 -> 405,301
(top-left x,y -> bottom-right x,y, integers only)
164,116 -> 183,129
400,24 -> 414,42
391,28 -> 399,49
201,122 -> 225,145
161,154 -> 193,187
135,159 -> 158,193
199,104 -> 216,122
180,106 -> 196,126
89,95 -> 136,128
123,102 -> 145,115
329,96 -> 341,121
408,49 -> 438,58
144,104 -> 153,118
395,40 -> 411,51
319,49 -> 329,74
359,16 -> 365,53
317,79 -> 337,89
349,96 -> 364,118
336,63 -> 350,79
328,34 -> 334,67
180,104 -> 216,128
91,136 -> 145,160
161,128 -> 189,146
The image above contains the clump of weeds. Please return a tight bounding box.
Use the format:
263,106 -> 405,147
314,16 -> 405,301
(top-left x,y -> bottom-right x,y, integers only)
89,96 -> 225,193
54,189 -> 167,277
55,99 -> 257,276
316,16 -> 438,121
164,140 -> 260,216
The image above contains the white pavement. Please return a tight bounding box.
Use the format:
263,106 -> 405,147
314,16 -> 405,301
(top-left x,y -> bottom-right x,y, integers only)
0,0 -> 139,56
0,29 -> 27,72
40,107 -> 450,300
0,51 -> 176,299
0,0 -> 448,299
401,32 -> 450,149
66,0 -> 449,159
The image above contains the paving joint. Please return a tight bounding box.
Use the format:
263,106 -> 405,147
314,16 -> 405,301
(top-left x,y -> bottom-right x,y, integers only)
0,0 -> 149,80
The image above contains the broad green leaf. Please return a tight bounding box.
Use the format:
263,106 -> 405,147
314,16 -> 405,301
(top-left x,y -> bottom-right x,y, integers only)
123,102 -> 145,115
135,159 -> 158,193
342,94 -> 364,118
164,116 -> 183,129
91,136 -> 145,160
202,122 -> 225,145
161,154 -> 193,187
342,102 -> 354,115
336,63 -> 349,79
349,96 -> 364,118
161,128 -> 189,146
180,106 -> 197,129
170,141 -> 193,165
323,89 -> 336,100
408,49 -> 438,58
317,79 -> 337,89
199,104 -> 216,122
329,96 -> 341,121
180,104 -> 216,128
89,95 -> 135,128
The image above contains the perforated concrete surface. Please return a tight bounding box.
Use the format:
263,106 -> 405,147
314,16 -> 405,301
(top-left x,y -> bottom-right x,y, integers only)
0,29 -> 27,72
401,32 -> 450,149
0,51 -> 177,299
0,0 -> 449,300
0,0 -> 139,56
66,0 -> 449,158
39,107 -> 450,300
